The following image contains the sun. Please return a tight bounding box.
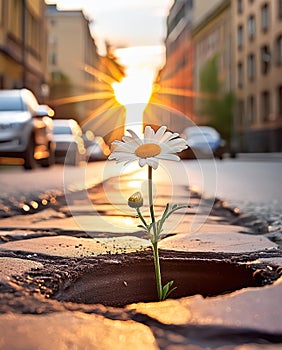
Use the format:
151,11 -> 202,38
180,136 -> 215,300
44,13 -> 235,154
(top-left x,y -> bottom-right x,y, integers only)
112,73 -> 153,106
112,69 -> 154,135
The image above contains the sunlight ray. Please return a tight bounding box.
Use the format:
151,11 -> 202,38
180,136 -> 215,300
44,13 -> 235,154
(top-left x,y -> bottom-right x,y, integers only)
154,86 -> 217,100
81,98 -> 121,127
84,64 -> 118,85
49,91 -> 115,106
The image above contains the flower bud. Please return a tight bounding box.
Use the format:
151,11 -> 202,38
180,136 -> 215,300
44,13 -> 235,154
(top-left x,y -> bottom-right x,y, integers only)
128,191 -> 143,208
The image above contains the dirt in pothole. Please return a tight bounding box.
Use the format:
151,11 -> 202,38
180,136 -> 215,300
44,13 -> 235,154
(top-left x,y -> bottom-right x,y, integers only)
2,249 -> 281,313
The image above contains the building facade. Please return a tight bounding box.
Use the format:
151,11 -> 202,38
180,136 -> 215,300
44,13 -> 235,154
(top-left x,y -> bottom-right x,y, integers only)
0,0 -> 48,100
233,0 -> 282,152
151,0 -> 282,152
46,5 -> 100,121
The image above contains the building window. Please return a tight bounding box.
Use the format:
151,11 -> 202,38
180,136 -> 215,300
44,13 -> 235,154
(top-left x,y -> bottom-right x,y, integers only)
50,52 -> 57,65
248,15 -> 255,40
237,0 -> 243,14
237,62 -> 243,88
237,25 -> 244,49
279,0 -> 282,19
247,54 -> 255,81
261,91 -> 270,121
261,4 -> 269,32
237,99 -> 245,127
261,45 -> 271,74
247,95 -> 255,124
277,35 -> 282,64
278,86 -> 282,116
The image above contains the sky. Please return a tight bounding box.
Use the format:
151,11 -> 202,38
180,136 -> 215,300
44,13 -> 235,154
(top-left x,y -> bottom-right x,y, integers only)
46,0 -> 173,80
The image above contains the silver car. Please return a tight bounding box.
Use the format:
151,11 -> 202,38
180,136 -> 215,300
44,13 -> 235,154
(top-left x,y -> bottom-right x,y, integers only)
0,89 -> 55,169
53,119 -> 86,166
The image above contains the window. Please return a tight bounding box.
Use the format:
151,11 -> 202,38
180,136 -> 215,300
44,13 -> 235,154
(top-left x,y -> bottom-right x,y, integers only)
248,15 -> 255,40
279,0 -> 282,19
247,95 -> 255,124
50,52 -> 57,65
247,54 -> 255,81
237,0 -> 243,14
261,4 -> 269,32
237,99 -> 245,127
261,91 -> 270,121
277,35 -> 282,65
261,45 -> 271,74
278,86 -> 282,116
237,62 -> 243,88
237,25 -> 244,49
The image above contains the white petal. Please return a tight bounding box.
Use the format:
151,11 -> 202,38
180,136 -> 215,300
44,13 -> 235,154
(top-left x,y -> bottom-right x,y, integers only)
167,138 -> 187,149
109,152 -> 137,162
127,129 -> 143,145
139,158 -> 147,167
156,153 -> 180,161
146,157 -> 159,169
161,131 -> 179,143
122,135 -> 141,147
144,126 -> 155,143
154,126 -> 167,142
111,142 -> 136,153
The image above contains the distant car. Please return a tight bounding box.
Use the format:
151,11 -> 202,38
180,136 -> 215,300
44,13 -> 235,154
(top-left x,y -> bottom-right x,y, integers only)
180,126 -> 226,159
53,119 -> 86,166
0,88 -> 55,169
86,136 -> 110,161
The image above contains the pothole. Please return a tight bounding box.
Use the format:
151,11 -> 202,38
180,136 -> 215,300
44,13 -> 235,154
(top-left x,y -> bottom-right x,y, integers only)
53,251 -> 278,307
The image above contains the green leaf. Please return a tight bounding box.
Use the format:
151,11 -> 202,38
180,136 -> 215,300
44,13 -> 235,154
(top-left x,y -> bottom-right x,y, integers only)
161,280 -> 177,300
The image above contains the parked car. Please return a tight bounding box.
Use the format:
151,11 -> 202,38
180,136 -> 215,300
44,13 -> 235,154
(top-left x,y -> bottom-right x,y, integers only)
53,119 -> 86,166
0,88 -> 55,169
86,136 -> 110,161
180,126 -> 226,159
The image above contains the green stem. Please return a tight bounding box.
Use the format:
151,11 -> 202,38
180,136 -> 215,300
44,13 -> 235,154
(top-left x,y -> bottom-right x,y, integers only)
148,166 -> 157,241
153,241 -> 162,300
148,166 -> 162,300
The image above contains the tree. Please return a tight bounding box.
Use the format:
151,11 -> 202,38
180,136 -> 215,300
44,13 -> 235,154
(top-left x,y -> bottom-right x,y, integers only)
199,55 -> 234,143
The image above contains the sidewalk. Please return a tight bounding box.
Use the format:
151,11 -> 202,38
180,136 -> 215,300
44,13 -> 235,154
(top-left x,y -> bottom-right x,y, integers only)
0,167 -> 281,349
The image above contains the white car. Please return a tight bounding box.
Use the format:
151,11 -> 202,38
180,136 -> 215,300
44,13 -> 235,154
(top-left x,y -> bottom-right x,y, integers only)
0,89 -> 55,169
53,119 -> 86,166
181,126 -> 226,159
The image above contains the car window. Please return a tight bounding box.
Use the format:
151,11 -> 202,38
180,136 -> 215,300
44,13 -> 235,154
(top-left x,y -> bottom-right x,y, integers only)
0,96 -> 25,111
53,125 -> 73,135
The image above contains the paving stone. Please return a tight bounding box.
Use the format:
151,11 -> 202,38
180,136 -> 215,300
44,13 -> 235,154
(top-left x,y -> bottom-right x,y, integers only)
0,213 -> 141,234
128,277 -> 282,334
159,231 -> 278,253
0,257 -> 43,281
0,235 -> 150,258
0,312 -> 158,350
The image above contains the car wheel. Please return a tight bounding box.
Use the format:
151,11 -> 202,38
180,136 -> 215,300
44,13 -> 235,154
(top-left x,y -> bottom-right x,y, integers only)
41,142 -> 55,168
23,138 -> 37,170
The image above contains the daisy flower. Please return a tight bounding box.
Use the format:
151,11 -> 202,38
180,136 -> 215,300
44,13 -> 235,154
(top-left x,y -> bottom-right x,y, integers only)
108,125 -> 188,169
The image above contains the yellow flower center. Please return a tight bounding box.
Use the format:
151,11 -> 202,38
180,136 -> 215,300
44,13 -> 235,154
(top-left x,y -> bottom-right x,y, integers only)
135,143 -> 161,158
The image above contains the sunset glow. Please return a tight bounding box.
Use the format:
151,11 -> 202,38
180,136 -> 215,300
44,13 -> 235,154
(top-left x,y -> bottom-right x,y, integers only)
112,45 -> 164,134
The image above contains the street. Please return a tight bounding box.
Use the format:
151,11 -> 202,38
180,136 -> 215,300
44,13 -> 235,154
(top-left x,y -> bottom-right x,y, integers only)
0,154 -> 281,230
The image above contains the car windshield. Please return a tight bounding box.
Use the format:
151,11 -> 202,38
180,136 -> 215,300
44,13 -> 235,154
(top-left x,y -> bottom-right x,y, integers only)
53,125 -> 72,135
0,96 -> 24,111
